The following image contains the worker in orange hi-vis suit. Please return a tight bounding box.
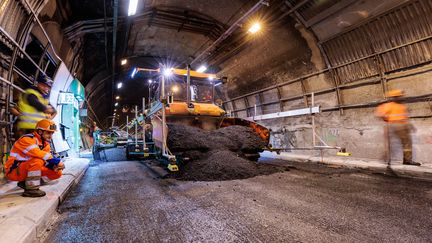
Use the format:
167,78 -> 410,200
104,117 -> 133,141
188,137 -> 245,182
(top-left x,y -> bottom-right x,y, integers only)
4,119 -> 65,197
375,89 -> 420,166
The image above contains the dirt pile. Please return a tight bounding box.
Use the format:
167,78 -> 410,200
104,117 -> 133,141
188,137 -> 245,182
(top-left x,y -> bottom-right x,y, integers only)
167,124 -> 286,181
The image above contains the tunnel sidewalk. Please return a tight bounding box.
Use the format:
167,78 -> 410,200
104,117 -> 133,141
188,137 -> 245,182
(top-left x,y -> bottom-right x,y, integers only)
0,158 -> 89,243
261,151 -> 432,180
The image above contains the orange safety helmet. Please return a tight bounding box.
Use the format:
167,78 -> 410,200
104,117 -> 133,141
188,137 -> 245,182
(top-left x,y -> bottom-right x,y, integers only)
35,119 -> 57,132
386,89 -> 404,98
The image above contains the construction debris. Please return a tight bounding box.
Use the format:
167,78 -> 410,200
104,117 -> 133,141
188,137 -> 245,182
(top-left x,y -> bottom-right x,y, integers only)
167,124 -> 286,181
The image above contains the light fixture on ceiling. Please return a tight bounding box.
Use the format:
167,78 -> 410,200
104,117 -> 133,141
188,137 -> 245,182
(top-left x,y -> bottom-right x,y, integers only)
116,96 -> 120,100
121,59 -> 127,65
131,67 -> 138,78
115,102 -> 119,107
128,0 -> 138,16
196,65 -> 207,73
117,82 -> 123,89
248,22 -> 261,34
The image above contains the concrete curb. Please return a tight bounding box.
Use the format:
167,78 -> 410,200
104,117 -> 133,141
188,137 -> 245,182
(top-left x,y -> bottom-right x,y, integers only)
0,158 -> 90,243
261,151 -> 432,181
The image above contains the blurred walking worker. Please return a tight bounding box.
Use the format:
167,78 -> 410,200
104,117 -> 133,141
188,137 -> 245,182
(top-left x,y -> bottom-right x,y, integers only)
376,89 -> 420,166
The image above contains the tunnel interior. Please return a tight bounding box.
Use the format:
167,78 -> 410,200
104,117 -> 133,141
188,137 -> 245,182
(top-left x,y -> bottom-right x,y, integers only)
0,0 -> 432,165
1,1 -> 432,242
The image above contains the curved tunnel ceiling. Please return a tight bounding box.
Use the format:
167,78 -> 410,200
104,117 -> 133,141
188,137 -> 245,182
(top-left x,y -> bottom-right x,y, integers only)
52,0 -> 413,127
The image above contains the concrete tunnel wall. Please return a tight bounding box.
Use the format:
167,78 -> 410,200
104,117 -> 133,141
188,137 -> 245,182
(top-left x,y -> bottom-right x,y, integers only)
218,1 -> 432,166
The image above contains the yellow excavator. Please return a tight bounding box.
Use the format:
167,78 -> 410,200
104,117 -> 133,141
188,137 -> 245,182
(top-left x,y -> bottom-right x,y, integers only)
133,66 -> 270,171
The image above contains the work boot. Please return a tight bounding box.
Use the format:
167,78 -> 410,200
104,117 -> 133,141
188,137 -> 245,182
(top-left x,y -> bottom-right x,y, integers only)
17,181 -> 25,189
40,177 -> 49,185
403,161 -> 421,166
22,189 -> 46,197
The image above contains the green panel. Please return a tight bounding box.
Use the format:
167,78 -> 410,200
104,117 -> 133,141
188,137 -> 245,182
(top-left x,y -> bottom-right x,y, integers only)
63,79 -> 85,154
70,79 -> 85,101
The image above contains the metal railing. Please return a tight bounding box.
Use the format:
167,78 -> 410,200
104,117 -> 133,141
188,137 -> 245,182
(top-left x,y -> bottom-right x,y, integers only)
0,0 -> 65,172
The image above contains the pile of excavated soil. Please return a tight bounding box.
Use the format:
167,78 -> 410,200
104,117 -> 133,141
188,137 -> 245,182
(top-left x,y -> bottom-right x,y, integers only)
167,124 -> 286,181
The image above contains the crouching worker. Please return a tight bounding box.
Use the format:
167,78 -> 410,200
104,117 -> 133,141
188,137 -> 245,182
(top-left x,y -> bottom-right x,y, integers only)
4,119 -> 65,197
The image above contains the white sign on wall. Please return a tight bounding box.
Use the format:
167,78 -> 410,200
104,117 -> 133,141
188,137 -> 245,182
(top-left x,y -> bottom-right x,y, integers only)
58,92 -> 75,105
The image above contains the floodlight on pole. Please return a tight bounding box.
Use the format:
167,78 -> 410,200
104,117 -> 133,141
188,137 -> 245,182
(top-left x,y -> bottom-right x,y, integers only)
163,68 -> 173,77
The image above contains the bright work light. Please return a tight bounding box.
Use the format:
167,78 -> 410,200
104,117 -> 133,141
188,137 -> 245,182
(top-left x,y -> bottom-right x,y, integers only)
248,22 -> 261,34
128,0 -> 138,16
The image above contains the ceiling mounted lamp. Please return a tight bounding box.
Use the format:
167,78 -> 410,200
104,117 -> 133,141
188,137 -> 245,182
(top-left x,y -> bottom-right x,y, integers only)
196,65 -> 207,73
248,22 -> 261,34
128,0 -> 138,16
131,67 -> 138,78
116,96 -> 120,100
121,59 -> 127,65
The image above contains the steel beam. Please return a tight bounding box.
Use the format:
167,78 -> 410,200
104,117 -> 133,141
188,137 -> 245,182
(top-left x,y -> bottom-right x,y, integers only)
251,106 -> 320,120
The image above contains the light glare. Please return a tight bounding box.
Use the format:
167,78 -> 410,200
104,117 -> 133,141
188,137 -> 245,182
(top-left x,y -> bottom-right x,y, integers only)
248,22 -> 261,34
196,65 -> 207,73
163,68 -> 173,76
121,59 -> 127,65
117,82 -> 123,89
131,68 -> 138,78
128,0 -> 138,16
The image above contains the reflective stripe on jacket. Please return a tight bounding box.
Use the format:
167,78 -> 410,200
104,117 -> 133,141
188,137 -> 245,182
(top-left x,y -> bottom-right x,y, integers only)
18,88 -> 48,129
376,101 -> 408,123
4,133 -> 53,173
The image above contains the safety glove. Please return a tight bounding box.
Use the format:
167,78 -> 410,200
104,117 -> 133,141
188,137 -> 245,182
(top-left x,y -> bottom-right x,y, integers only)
45,157 -> 61,170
